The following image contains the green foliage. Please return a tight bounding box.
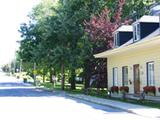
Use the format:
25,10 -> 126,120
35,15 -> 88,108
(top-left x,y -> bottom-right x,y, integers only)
123,0 -> 159,20
18,0 -> 158,89
40,82 -> 54,90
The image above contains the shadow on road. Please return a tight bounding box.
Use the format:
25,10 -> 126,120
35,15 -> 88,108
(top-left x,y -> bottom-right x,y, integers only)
0,74 -> 123,113
0,87 -> 60,97
0,82 -> 123,113
0,81 -> 61,97
0,82 -> 31,87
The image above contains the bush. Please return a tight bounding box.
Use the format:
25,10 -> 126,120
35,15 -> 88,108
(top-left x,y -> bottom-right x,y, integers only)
111,86 -> 119,93
120,86 -> 129,93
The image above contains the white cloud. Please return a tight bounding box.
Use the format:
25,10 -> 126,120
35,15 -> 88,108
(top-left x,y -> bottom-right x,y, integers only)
0,0 -> 40,65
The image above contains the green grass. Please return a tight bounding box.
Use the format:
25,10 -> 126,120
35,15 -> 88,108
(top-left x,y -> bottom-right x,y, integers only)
85,90 -> 160,109
39,82 -> 55,91
40,82 -> 160,109
68,89 -> 160,109
123,98 -> 160,109
114,97 -> 160,108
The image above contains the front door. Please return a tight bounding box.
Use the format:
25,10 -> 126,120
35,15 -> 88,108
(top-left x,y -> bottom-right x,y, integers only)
133,64 -> 140,94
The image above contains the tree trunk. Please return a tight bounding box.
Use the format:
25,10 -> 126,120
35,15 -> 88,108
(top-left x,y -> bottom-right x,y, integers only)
43,74 -> 45,83
49,69 -> 53,83
70,69 -> 76,90
61,63 -> 65,90
33,62 -> 36,86
84,75 -> 90,89
42,69 -> 45,83
84,60 -> 91,89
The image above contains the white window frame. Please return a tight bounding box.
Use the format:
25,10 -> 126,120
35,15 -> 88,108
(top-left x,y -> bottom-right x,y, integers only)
113,67 -> 118,86
114,32 -> 119,47
133,23 -> 140,42
147,62 -> 155,86
122,66 -> 128,86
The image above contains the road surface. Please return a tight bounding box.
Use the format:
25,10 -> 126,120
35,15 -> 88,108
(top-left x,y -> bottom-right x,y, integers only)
0,72 -> 158,120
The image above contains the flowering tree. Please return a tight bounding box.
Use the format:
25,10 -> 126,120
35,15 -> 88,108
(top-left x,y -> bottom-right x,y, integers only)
83,0 -> 132,89
84,0 -> 131,49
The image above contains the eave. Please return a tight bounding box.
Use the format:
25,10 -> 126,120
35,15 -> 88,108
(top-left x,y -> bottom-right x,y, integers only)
94,35 -> 160,58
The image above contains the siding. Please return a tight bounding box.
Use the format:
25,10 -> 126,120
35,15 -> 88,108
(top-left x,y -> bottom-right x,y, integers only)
108,46 -> 160,96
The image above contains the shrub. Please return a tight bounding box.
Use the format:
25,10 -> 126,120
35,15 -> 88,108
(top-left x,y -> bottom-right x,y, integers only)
111,86 -> 119,93
120,86 -> 129,93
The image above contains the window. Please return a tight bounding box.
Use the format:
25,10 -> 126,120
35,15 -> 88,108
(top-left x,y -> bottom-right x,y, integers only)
147,62 -> 155,86
113,67 -> 118,86
114,32 -> 119,47
133,23 -> 140,42
122,66 -> 128,86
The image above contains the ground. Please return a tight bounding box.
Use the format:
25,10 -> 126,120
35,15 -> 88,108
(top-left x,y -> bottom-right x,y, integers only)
0,72 -> 158,120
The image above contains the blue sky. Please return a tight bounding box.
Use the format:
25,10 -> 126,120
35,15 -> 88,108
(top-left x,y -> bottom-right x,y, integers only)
0,0 -> 40,66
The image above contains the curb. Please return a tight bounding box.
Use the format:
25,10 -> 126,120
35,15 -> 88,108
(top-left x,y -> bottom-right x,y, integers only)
36,87 -> 160,119
66,94 -> 135,114
35,87 -> 54,92
37,87 -> 139,115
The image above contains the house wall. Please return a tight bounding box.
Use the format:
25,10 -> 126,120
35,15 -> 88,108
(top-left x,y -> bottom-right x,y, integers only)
107,46 -> 160,96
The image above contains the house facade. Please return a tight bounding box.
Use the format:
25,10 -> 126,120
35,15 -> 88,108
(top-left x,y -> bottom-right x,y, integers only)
94,15 -> 160,96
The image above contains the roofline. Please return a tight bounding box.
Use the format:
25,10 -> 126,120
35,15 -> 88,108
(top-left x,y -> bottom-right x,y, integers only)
113,30 -> 133,34
113,25 -> 133,33
150,2 -> 160,8
94,35 -> 160,58
133,15 -> 160,24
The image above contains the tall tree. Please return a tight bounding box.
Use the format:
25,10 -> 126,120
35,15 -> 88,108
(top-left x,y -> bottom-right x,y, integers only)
84,0 -> 129,49
18,0 -> 157,90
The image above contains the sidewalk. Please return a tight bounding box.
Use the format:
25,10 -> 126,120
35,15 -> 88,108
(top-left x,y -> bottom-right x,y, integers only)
67,93 -> 160,119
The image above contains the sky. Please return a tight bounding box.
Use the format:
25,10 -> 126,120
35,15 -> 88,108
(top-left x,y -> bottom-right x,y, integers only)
0,0 -> 40,66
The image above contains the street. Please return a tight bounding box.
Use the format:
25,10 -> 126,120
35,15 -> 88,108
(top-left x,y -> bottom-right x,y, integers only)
0,72 -> 158,120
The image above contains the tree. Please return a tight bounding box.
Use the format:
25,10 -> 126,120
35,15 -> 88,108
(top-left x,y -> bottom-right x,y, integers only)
18,0 -> 157,90
82,0 -> 129,89
84,0 -> 130,49
57,0 -> 115,89
18,0 -> 57,84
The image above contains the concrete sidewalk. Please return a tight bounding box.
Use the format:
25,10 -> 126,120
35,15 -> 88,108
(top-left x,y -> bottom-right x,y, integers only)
67,94 -> 160,119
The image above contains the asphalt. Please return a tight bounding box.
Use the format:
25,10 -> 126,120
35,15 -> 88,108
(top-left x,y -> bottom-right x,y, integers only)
0,72 -> 160,119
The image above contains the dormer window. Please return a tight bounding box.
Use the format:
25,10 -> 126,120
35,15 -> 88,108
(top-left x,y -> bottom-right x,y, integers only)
132,15 -> 159,43
133,23 -> 141,42
114,32 -> 119,47
113,25 -> 133,48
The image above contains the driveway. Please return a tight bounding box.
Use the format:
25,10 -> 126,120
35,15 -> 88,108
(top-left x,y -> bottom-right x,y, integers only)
0,72 -> 158,120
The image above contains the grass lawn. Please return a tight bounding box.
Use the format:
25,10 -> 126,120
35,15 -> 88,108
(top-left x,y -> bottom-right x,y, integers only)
40,82 -> 160,109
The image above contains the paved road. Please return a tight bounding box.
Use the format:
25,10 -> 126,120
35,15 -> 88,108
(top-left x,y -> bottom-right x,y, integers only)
0,72 -> 158,120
